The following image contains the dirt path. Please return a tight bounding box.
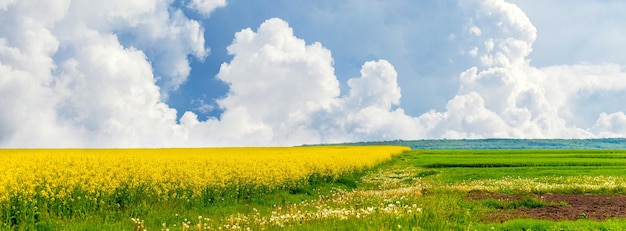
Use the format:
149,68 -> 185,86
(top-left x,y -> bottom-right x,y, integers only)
468,191 -> 626,222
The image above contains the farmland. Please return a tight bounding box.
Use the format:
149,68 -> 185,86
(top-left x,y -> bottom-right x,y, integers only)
0,146 -> 408,230
4,147 -> 626,230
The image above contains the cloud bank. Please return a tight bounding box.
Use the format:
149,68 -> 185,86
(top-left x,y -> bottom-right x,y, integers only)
1,0 -> 626,147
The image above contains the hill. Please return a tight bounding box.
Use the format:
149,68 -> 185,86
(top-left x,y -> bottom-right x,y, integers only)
329,138 -> 626,150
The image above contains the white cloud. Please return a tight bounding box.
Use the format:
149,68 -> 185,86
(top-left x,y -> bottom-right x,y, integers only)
508,0 -> 626,67
187,0 -> 227,16
422,92 -> 512,138
180,19 -> 422,145
426,0 -> 626,139
332,60 -> 422,142
345,60 -> 401,111
591,112 -> 626,137
541,63 -> 626,128
0,0 -> 75,147
0,0 -> 203,147
418,0 -> 599,139
206,18 -> 340,145
103,2 -> 209,96
468,25 -> 481,37
0,0 -> 15,10
3,0 -> 626,147
52,33 -> 183,147
460,0 -> 536,68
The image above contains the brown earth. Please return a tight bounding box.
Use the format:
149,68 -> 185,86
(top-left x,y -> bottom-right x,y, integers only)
467,191 -> 626,222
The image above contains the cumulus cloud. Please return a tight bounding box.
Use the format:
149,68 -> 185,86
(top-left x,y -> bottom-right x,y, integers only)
187,0 -> 227,16
0,0 -> 202,147
591,112 -> 626,137
106,1 -> 208,96
2,0 -> 626,147
333,60 -> 422,142
415,0 -> 602,139
345,60 -> 401,111
541,64 -> 626,129
178,19 -> 421,145
186,18 -> 340,145
416,0 -> 626,139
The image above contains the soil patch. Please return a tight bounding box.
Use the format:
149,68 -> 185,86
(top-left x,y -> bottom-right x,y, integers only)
468,191 -> 626,222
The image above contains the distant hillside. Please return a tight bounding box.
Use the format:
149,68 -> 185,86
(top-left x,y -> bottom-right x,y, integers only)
323,138 -> 626,150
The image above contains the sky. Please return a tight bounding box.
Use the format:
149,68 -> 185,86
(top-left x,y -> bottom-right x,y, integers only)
2,0 -> 626,147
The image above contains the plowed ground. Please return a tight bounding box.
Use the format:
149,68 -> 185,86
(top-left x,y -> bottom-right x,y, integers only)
468,191 -> 626,222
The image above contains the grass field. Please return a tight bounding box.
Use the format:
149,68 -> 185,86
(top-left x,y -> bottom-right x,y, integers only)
4,148 -> 626,230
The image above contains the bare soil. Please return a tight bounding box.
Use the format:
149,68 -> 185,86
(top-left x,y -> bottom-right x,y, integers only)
467,191 -> 626,222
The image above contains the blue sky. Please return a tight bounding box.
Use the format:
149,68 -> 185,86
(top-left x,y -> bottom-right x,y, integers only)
172,0 -> 471,119
2,0 -> 626,147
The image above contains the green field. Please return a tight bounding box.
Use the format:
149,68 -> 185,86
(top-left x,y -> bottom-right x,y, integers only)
377,149 -> 626,230
131,149 -> 626,230
7,149 -> 626,230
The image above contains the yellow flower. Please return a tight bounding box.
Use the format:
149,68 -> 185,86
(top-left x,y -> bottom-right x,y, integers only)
0,146 -> 409,213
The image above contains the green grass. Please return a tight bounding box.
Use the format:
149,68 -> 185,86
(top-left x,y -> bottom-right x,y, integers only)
8,149 -> 626,230
405,149 -> 626,230
376,149 -> 626,230
413,150 -> 626,168
408,150 -> 626,184
474,218 -> 626,231
480,196 -> 549,210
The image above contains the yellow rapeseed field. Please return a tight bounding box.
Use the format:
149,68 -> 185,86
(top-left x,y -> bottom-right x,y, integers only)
0,146 -> 409,224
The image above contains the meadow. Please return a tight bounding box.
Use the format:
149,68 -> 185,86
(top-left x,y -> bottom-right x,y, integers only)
4,147 -> 626,230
